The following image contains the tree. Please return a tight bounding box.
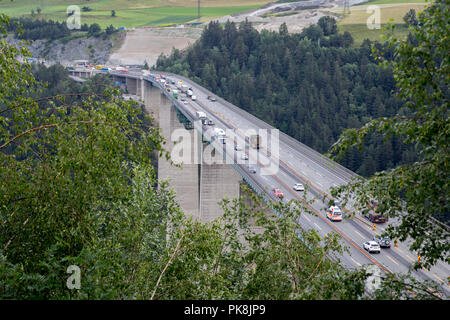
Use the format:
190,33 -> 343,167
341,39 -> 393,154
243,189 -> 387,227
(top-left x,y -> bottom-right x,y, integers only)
403,8 -> 418,26
88,23 -> 101,37
317,16 -> 338,36
328,0 -> 450,269
0,11 -> 444,301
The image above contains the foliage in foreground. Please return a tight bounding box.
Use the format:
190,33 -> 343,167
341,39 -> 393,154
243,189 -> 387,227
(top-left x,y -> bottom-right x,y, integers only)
0,12 -> 443,300
328,0 -> 449,269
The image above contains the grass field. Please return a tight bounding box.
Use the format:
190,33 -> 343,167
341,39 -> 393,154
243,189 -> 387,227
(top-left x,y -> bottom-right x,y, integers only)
329,1 -> 432,45
0,0 -> 271,28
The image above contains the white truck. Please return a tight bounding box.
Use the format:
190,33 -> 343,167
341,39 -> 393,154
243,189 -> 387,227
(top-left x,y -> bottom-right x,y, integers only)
196,111 -> 207,120
187,90 -> 193,97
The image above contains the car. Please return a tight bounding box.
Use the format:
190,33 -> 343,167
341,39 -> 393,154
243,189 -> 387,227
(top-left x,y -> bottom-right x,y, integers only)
235,144 -> 242,151
183,100 -> 188,104
363,241 -> 381,253
293,183 -> 305,191
272,188 -> 284,198
241,153 -> 248,160
207,95 -> 217,102
326,206 -> 343,221
248,166 -> 256,174
191,95 -> 197,101
373,236 -> 391,248
181,97 -> 186,101
207,119 -> 214,126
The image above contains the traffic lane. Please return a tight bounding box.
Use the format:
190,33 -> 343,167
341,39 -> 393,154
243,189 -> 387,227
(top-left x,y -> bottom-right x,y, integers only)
186,90 -> 407,275
250,149 -> 448,293
255,164 -> 392,274
188,91 -> 394,273
256,172 -> 377,271
171,79 -> 449,287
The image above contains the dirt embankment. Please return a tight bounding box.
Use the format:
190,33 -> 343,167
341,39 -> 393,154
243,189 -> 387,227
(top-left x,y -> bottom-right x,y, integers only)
107,1 -> 345,67
107,27 -> 203,67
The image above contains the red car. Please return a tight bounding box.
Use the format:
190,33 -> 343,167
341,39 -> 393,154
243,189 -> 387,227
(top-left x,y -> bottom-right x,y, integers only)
272,188 -> 284,198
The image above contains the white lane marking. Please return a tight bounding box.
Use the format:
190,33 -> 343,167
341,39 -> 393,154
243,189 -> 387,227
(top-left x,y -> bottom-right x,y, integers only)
354,230 -> 365,239
386,255 -> 399,266
351,257 -> 362,267
303,215 -> 311,222
313,223 -> 322,230
432,274 -> 444,284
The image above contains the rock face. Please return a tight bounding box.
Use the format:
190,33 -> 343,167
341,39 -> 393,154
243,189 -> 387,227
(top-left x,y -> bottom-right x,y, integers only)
7,34 -> 121,66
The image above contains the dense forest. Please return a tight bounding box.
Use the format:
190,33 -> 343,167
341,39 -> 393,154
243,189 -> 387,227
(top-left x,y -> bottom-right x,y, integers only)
1,1 -> 447,299
154,18 -> 418,177
6,17 -> 117,40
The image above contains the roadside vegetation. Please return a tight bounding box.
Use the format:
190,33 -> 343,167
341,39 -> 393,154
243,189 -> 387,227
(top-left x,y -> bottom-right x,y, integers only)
0,6 -> 446,299
155,0 -> 449,264
155,18 -> 416,179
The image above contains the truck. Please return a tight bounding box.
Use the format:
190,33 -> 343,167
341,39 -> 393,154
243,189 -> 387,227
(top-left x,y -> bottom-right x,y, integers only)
366,199 -> 389,223
172,90 -> 179,99
196,111 -> 207,120
187,90 -> 193,97
181,84 -> 188,93
250,135 -> 261,150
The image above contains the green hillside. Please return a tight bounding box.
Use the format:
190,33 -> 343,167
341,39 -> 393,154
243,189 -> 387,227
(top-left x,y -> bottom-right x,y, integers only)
0,0 -> 271,28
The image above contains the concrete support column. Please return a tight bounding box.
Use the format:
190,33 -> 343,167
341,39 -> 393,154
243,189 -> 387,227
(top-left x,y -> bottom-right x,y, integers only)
145,83 -> 161,126
199,162 -> 241,222
158,95 -> 200,219
126,77 -> 137,95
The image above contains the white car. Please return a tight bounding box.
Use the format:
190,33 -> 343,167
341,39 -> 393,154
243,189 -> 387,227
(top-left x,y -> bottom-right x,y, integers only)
363,241 -> 381,254
326,206 -> 343,221
235,144 -> 242,151
293,183 -> 305,191
241,153 -> 248,160
191,95 -> 197,101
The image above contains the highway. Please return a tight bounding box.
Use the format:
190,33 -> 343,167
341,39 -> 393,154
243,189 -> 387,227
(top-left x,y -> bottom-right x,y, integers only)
72,66 -> 449,297
152,72 -> 450,297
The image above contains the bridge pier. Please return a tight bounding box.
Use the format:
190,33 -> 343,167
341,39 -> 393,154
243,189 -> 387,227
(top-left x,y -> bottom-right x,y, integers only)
158,96 -> 201,219
145,83 -> 162,126
126,77 -> 138,95
199,163 -> 241,222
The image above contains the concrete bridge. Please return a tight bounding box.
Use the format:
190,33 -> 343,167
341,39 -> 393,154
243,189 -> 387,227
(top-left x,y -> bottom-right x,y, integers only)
71,69 -> 248,222
67,67 -> 450,295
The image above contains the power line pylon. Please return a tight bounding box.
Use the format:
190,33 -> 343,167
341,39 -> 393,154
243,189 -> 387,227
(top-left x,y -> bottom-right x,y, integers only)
343,0 -> 351,14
